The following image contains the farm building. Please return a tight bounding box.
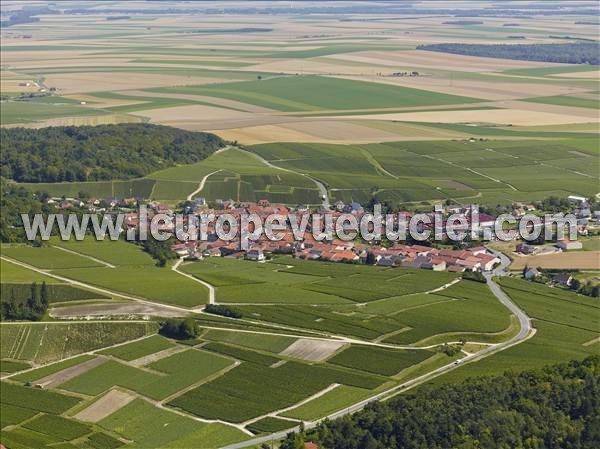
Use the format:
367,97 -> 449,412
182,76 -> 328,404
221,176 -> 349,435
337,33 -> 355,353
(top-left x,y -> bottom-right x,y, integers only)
555,240 -> 583,251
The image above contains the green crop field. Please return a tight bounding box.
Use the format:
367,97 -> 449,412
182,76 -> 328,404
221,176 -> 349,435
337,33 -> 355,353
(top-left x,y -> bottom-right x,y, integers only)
249,137 -> 600,204
154,75 -> 483,111
99,398 -> 247,448
424,279 -> 599,386
0,359 -> 31,374
525,94 -> 599,109
328,345 -> 434,376
1,283 -> 109,304
61,349 -> 233,400
202,341 -> 280,366
202,329 -> 295,353
2,7 -> 598,447
12,354 -> 96,383
246,417 -> 299,434
99,335 -> 174,361
149,147 -> 321,204
1,259 -> 54,283
182,256 -> 456,306
23,414 -> 91,440
1,322 -> 157,364
168,360 -> 384,423
1,381 -> 80,414
281,385 -> 373,421
2,245 -> 104,269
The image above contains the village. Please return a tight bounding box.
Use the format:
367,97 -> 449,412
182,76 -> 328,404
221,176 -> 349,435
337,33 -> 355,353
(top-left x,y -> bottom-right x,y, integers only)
43,193 -> 598,275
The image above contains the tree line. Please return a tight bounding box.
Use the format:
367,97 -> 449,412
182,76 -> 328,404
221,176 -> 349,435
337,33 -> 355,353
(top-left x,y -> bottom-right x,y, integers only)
418,42 -> 600,64
1,282 -> 49,321
279,356 -> 600,449
1,124 -> 224,183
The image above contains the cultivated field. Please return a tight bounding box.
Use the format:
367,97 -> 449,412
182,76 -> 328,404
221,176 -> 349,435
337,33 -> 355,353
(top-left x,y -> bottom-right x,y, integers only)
1,2 -> 598,447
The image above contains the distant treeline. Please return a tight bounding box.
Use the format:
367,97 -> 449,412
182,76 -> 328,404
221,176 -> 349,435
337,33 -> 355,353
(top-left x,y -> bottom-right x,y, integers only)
0,6 -> 53,27
281,356 -> 600,449
442,20 -> 483,25
418,42 -> 600,64
1,124 -> 224,183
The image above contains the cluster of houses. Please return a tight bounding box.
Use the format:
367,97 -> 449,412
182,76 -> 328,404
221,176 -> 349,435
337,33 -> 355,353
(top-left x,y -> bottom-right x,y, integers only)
516,239 -> 583,256
163,199 -> 502,273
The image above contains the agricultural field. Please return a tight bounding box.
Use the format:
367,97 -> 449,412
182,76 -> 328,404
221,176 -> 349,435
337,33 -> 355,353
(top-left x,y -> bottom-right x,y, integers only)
181,256 -> 457,306
0,322 -> 157,364
249,137 -> 600,205
2,241 -> 210,308
424,278 -> 599,385
1,2 -> 598,448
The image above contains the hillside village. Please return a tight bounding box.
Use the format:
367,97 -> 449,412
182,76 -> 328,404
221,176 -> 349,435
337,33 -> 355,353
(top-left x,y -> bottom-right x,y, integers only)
42,195 -> 595,274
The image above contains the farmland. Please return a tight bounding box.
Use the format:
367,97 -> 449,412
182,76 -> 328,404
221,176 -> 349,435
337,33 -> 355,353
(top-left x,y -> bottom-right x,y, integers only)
3,240 -> 210,307
1,2 -> 598,448
1,322 -> 157,364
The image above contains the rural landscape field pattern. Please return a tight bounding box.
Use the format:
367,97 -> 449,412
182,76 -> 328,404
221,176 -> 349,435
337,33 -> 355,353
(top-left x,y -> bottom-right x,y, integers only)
1,1 -> 599,449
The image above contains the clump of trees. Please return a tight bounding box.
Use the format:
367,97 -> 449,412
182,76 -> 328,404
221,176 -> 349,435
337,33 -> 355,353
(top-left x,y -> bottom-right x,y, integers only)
140,238 -> 176,267
462,271 -> 486,283
1,124 -> 224,183
418,42 -> 600,64
280,356 -> 600,449
1,282 -> 49,321
204,304 -> 242,319
159,318 -> 199,339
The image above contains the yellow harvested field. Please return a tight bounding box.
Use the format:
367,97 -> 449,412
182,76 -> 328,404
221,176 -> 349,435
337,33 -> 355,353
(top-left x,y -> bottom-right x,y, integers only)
344,108 -> 596,126
333,74 -> 589,101
1,79 -> 39,93
329,50 -> 560,72
42,72 -> 226,93
134,103 -> 255,125
209,124 -> 322,144
3,114 -> 143,129
122,89 -> 275,113
509,251 -> 600,270
553,70 -> 600,79
210,119 -> 413,144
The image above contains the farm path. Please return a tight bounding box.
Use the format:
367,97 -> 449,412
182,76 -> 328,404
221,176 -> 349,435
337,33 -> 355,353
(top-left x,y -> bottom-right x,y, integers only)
51,244 -> 116,268
406,150 -> 519,192
186,169 -> 223,201
172,258 -> 214,307
0,256 -> 198,315
236,146 -> 331,208
242,383 -> 340,427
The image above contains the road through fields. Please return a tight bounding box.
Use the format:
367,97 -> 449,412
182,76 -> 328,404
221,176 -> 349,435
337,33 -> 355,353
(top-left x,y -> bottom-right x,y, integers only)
221,249 -> 534,449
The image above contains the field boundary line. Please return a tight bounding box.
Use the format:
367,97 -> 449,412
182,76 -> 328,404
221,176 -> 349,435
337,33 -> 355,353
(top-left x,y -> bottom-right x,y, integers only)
51,244 -> 116,268
0,255 -> 198,315
244,383 -> 340,427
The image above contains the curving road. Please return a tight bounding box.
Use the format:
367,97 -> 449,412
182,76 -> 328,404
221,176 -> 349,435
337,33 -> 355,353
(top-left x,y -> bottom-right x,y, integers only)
221,248 -> 533,449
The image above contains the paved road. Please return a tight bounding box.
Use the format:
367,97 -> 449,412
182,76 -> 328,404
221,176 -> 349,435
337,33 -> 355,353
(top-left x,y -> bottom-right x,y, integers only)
221,249 -> 533,449
237,147 -> 330,209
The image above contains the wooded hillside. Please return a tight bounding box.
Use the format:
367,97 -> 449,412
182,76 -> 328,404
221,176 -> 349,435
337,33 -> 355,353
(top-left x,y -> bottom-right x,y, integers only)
0,124 -> 224,183
282,356 -> 600,449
